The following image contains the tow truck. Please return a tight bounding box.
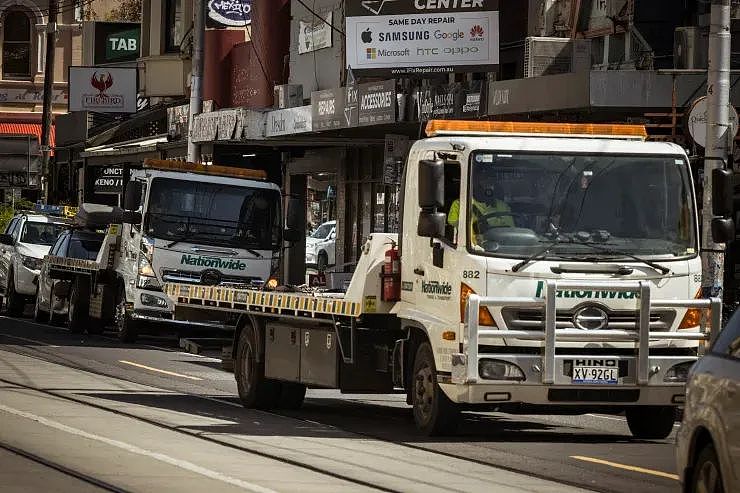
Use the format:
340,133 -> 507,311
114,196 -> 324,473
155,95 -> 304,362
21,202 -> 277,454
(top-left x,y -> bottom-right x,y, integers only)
163,120 -> 724,437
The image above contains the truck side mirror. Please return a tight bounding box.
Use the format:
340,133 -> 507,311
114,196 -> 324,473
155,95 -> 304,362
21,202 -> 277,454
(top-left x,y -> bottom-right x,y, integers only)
418,159 -> 446,239
418,212 -> 446,238
124,181 -> 143,211
284,197 -> 303,243
711,217 -> 735,243
0,233 -> 14,246
712,168 -> 733,217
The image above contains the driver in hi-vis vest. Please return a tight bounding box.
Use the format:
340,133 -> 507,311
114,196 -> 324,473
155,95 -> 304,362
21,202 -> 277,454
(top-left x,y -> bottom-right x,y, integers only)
447,176 -> 514,245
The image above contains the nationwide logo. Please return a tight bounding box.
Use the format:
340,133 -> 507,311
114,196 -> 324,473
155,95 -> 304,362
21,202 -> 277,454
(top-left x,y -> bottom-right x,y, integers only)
470,25 -> 484,41
84,71 -> 124,108
534,281 -> 638,300
421,280 -> 453,296
180,254 -> 247,271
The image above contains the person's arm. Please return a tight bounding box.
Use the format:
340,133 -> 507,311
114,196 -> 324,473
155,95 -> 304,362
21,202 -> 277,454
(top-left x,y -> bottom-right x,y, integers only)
501,201 -> 515,227
447,199 -> 460,226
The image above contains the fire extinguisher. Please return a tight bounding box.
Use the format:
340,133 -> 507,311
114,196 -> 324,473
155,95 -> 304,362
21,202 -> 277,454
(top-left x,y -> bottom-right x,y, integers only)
382,240 -> 401,302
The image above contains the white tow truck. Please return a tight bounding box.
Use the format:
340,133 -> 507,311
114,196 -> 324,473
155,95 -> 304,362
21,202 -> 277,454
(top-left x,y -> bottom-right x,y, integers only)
164,120 -> 724,437
45,159 -> 288,342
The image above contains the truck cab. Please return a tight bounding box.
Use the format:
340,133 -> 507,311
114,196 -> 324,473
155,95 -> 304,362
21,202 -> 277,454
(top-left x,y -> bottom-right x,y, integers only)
115,160 -> 284,342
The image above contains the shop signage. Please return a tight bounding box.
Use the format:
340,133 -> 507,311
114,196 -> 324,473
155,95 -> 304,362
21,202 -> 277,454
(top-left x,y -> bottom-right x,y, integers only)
686,96 -> 739,148
207,0 -> 251,28
415,81 -> 485,121
345,0 -> 499,76
69,66 -> 137,113
0,171 -> 29,189
0,87 -> 67,103
311,87 -> 347,131
299,11 -> 333,54
358,79 -> 396,126
92,22 -> 141,64
191,108 -> 263,143
265,105 -> 313,137
167,104 -> 190,140
93,166 -> 124,195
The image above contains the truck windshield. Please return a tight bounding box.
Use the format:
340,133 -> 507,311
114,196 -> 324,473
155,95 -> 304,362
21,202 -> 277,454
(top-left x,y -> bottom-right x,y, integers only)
146,178 -> 281,250
467,152 -> 696,260
68,234 -> 104,260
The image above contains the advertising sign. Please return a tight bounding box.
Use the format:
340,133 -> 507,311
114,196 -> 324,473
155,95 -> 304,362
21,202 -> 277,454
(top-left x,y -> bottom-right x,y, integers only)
0,87 -> 67,104
358,79 -> 396,126
299,11 -> 333,54
345,0 -> 499,75
93,166 -> 124,195
0,135 -> 38,189
311,88 -> 347,131
415,81 -> 485,121
207,0 -> 251,28
266,105 -> 313,137
69,66 -> 137,113
92,22 -> 141,65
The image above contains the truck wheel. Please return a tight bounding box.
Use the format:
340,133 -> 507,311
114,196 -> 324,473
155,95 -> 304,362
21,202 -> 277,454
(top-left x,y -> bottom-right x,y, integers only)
278,383 -> 306,410
67,279 -> 90,334
317,252 -> 328,273
33,286 -> 48,323
691,443 -> 724,493
235,322 -> 280,409
5,274 -> 25,317
116,288 -> 138,343
412,342 -> 460,435
626,406 -> 676,439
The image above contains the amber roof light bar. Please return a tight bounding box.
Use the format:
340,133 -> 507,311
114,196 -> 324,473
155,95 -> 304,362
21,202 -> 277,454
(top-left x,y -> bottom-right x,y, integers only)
425,120 -> 648,140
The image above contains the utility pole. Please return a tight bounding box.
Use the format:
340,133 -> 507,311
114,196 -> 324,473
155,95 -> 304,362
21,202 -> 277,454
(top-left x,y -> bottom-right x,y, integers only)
40,0 -> 58,202
187,0 -> 206,163
702,0 -> 732,299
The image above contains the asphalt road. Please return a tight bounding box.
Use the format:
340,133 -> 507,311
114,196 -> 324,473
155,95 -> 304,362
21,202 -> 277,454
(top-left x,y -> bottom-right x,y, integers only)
0,313 -> 682,493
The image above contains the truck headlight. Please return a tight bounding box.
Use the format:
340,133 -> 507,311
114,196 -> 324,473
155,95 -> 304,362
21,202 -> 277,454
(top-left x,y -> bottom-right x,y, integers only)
137,256 -> 161,290
138,256 -> 155,277
21,254 -> 43,271
141,237 -> 154,262
141,293 -> 168,308
664,361 -> 694,383
479,359 -> 526,381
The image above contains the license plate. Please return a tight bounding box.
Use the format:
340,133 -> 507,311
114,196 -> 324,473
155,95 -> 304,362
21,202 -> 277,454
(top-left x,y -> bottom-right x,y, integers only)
572,360 -> 619,384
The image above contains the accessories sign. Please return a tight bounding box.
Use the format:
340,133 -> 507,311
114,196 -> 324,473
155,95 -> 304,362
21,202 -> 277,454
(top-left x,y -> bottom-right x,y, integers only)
69,66 -> 137,113
345,0 -> 498,75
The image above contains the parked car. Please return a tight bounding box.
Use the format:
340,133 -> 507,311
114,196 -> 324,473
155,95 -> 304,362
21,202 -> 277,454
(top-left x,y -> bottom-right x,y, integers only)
305,220 -> 336,272
0,213 -> 68,315
34,228 -> 105,332
676,310 -> 740,493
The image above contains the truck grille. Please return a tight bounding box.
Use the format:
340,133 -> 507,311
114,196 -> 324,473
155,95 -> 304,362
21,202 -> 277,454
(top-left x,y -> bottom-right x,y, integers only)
161,269 -> 262,288
501,307 -> 676,331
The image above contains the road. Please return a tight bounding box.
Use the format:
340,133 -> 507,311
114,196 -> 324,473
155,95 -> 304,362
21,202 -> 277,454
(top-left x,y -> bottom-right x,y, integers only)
0,314 -> 682,493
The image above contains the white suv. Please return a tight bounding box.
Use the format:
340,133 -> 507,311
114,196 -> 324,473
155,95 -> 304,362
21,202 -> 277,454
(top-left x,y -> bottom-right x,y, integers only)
305,220 -> 336,272
0,213 -> 67,316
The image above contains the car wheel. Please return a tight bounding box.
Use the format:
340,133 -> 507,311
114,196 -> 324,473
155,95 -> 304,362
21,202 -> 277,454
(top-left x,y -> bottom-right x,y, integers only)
317,252 -> 328,273
625,406 -> 676,439
234,320 -> 280,409
115,287 -> 138,343
5,273 -> 26,317
33,286 -> 48,323
67,279 -> 89,334
412,342 -> 460,436
692,443 -> 724,493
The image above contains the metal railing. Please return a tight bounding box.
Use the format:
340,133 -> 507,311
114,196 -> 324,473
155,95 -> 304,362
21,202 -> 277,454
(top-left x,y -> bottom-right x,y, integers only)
464,280 -> 721,386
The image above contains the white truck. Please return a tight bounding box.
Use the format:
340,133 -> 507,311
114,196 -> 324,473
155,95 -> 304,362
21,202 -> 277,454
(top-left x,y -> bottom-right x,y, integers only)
45,159 -> 289,342
164,121 -> 725,437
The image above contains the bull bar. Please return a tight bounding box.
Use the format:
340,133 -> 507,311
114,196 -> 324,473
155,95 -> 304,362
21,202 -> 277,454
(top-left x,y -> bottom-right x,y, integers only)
453,280 -> 721,386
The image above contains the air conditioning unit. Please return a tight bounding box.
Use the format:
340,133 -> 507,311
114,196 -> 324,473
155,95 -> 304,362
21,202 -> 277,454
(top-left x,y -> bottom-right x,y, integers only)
674,27 -> 708,69
273,84 -> 303,109
524,37 -> 592,78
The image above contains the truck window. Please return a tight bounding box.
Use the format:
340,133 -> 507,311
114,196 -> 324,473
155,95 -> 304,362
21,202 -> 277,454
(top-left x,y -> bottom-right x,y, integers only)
468,152 -> 696,260
146,178 -> 281,251
67,234 -> 104,260
443,161 -> 461,244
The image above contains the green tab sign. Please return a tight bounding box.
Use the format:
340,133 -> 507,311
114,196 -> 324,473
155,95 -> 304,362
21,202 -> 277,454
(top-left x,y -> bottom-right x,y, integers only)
105,28 -> 140,61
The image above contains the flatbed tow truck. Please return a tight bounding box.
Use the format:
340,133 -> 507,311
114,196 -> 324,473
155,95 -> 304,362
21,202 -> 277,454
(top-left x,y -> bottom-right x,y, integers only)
164,120 -> 723,437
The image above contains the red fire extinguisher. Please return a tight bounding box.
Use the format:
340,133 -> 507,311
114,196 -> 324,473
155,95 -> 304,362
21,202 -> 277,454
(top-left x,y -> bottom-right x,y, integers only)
382,241 -> 401,302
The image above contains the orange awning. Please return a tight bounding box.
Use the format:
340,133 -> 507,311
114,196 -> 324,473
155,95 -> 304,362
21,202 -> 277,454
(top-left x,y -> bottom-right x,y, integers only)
0,123 -> 55,153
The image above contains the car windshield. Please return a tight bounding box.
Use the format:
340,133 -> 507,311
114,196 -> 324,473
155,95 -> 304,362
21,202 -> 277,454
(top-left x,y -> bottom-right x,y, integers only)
20,222 -> 66,246
68,234 -> 104,260
467,152 -> 696,260
145,178 -> 281,250
310,223 -> 333,239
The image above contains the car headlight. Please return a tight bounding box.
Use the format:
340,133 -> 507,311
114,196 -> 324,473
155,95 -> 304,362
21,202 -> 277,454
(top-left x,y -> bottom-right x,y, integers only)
664,361 -> 695,383
479,359 -> 526,381
21,254 -> 43,271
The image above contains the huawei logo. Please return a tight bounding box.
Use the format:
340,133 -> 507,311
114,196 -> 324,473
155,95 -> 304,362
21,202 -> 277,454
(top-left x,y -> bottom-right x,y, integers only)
90,71 -> 113,96
470,25 -> 484,40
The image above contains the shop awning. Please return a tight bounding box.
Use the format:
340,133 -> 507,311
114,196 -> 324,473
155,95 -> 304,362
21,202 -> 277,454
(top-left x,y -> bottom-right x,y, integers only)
0,123 -> 55,154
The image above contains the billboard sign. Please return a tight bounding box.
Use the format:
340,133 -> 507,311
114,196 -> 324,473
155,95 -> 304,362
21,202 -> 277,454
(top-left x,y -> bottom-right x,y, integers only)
69,66 -> 138,113
207,0 -> 251,28
345,0 -> 499,76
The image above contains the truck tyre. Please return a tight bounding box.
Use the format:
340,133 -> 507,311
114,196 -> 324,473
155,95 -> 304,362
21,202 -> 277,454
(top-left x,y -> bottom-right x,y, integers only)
412,342 -> 460,436
625,406 -> 676,439
317,252 -> 328,273
5,273 -> 25,317
691,443 -> 724,493
116,287 -> 138,343
235,322 -> 280,409
33,286 -> 48,323
67,279 -> 90,334
278,383 -> 306,410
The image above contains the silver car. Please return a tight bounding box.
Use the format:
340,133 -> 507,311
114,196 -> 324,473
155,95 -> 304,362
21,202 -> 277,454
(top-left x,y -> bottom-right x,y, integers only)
676,309 -> 740,493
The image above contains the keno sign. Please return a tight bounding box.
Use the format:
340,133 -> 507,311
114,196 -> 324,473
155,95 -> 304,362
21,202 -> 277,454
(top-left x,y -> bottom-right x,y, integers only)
69,67 -> 137,113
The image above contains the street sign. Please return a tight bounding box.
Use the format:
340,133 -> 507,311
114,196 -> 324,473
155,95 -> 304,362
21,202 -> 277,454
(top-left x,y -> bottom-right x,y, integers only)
687,96 -> 739,148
